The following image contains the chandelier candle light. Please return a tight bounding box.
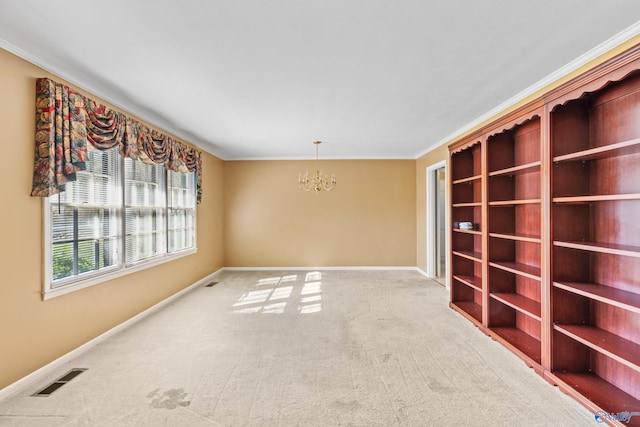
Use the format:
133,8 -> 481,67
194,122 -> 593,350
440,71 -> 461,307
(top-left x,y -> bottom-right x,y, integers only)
298,141 -> 336,192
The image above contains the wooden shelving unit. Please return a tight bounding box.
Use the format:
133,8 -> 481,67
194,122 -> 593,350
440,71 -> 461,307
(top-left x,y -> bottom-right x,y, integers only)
450,137 -> 484,326
448,44 -> 640,425
485,115 -> 543,366
549,68 -> 640,423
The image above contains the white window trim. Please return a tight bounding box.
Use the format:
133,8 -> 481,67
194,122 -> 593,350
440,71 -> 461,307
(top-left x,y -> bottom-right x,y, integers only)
42,182 -> 198,301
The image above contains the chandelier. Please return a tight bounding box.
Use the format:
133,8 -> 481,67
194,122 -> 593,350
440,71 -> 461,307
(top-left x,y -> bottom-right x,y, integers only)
298,141 -> 336,192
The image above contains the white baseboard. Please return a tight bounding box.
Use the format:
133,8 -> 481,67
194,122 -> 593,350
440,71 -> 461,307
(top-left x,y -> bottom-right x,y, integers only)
0,268 -> 224,402
414,267 -> 430,278
222,266 -> 420,272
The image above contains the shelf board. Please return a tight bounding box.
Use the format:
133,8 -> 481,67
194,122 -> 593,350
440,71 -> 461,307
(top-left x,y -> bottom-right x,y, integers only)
491,293 -> 541,320
554,281 -> 640,314
554,240 -> 640,258
554,372 -> 640,415
488,199 -> 541,206
554,324 -> 640,374
489,261 -> 541,281
452,202 -> 481,207
488,161 -> 541,177
490,327 -> 541,365
451,301 -> 482,324
453,275 -> 482,292
489,232 -> 541,243
453,250 -> 482,263
452,174 -> 481,185
553,193 -> 640,203
553,137 -> 640,163
453,228 -> 481,235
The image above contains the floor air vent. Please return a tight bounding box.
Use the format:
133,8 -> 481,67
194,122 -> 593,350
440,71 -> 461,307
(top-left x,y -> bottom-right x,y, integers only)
205,281 -> 218,287
32,368 -> 87,396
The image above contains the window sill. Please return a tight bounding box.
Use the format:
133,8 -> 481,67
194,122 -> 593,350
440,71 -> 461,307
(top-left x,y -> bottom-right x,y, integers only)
42,248 -> 197,301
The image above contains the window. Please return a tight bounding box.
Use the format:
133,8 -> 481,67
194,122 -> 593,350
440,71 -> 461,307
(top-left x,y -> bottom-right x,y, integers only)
50,149 -> 121,284
45,148 -> 197,298
124,158 -> 166,264
167,169 -> 196,253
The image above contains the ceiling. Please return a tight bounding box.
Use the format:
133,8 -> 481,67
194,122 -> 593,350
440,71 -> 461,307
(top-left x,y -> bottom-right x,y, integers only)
1,1 -> 639,160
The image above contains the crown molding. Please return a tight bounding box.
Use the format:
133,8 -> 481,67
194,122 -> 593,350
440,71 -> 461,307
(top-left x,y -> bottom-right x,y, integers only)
3,19 -> 640,163
0,37 -> 223,159
414,21 -> 640,159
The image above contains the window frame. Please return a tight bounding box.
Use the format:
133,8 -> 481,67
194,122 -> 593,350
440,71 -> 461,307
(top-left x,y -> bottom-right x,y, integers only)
42,153 -> 198,301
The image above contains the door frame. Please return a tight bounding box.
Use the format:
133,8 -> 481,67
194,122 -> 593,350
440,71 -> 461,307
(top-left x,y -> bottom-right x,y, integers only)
425,160 -> 449,288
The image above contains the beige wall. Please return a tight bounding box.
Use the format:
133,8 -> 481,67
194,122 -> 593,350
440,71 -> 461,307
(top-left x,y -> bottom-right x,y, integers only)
224,160 -> 416,267
0,49 -> 225,390
415,144 -> 448,273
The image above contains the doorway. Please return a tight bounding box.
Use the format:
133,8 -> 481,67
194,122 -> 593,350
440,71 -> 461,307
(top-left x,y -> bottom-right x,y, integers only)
426,161 -> 448,287
435,166 -> 446,278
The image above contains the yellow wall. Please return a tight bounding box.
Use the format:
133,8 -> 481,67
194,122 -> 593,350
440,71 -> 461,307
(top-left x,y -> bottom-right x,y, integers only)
415,144 -> 448,273
224,160 -> 416,267
0,48 -> 225,390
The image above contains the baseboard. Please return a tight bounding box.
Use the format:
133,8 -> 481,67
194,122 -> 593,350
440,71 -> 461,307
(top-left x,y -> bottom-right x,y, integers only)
414,267 -> 430,278
222,266 -> 421,272
0,268 -> 224,402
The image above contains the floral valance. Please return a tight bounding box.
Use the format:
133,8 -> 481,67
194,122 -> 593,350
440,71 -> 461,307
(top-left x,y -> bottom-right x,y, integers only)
31,78 -> 202,203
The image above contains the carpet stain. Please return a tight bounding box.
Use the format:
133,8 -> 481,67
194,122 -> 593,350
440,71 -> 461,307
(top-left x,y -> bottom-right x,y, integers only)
427,378 -> 456,394
331,399 -> 361,410
148,388 -> 191,409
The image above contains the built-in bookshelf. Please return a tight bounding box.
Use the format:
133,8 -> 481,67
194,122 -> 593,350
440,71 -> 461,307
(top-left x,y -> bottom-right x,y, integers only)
450,137 -> 484,324
549,68 -> 640,420
486,114 -> 543,367
448,44 -> 640,425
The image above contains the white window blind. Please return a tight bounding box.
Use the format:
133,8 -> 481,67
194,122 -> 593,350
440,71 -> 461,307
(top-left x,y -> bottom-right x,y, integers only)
168,170 -> 196,253
49,148 -> 121,286
124,158 -> 166,265
46,149 -> 197,296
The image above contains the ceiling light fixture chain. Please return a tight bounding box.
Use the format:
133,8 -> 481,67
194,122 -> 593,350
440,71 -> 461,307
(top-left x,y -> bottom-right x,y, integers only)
298,141 -> 336,192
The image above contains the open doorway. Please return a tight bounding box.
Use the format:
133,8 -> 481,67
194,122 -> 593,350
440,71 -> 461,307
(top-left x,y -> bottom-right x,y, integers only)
426,161 -> 448,288
435,166 -> 446,279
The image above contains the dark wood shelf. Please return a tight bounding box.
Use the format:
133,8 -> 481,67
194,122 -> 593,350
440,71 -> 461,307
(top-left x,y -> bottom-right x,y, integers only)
489,232 -> 541,243
452,202 -> 481,207
489,261 -> 541,281
554,281 -> 640,314
491,293 -> 541,320
553,137 -> 640,163
488,161 -> 541,177
453,250 -> 482,263
491,327 -> 541,365
554,372 -> 640,419
555,324 -> 640,373
452,174 -> 481,185
554,240 -> 640,258
453,275 -> 482,292
553,193 -> 640,203
451,301 -> 482,324
488,199 -> 541,206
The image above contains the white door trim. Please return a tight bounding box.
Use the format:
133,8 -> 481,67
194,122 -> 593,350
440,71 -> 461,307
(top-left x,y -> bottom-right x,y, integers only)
426,160 -> 449,288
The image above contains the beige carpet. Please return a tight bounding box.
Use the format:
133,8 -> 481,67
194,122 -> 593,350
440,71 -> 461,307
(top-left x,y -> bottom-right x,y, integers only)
0,270 -> 594,426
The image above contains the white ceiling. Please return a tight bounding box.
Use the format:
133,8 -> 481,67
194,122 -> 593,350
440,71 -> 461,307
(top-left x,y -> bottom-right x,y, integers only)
1,1 -> 639,160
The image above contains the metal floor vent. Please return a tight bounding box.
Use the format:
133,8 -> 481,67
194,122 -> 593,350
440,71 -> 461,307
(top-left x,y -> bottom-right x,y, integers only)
205,281 -> 219,287
32,368 -> 87,397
